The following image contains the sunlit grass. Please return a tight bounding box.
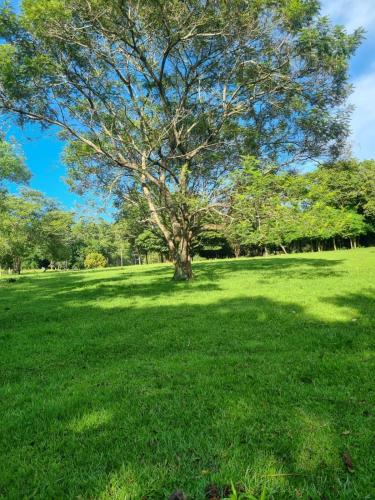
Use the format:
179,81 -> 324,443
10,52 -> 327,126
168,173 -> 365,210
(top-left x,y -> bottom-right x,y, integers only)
0,248 -> 374,498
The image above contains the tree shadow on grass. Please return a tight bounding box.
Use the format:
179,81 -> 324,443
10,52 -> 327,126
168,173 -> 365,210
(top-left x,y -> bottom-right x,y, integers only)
193,256 -> 345,282
0,256 -> 344,307
1,274 -> 374,499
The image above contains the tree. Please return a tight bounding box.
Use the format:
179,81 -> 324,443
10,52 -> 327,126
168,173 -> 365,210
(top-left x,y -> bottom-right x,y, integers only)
227,157 -> 302,254
0,0 -> 362,279
309,160 -> 375,225
39,209 -> 74,268
0,189 -> 46,273
337,209 -> 367,248
0,136 -> 30,189
300,204 -> 342,251
135,229 -> 167,264
111,220 -> 132,266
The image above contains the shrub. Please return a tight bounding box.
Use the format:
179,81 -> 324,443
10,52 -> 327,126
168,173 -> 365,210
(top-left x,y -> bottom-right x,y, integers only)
84,252 -> 107,269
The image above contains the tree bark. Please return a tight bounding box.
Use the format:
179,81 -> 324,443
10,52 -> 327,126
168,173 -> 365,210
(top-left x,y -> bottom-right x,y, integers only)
173,254 -> 193,280
172,233 -> 193,281
333,237 -> 337,251
12,256 -> 21,274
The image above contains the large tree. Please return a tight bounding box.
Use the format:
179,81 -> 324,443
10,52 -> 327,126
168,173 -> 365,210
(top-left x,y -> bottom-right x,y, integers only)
0,0 -> 361,279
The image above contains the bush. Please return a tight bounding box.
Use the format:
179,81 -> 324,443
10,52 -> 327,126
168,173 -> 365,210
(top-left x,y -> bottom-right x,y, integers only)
84,252 -> 107,269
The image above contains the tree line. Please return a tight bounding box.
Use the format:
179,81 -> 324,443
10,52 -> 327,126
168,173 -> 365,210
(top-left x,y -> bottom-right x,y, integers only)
1,134 -> 374,273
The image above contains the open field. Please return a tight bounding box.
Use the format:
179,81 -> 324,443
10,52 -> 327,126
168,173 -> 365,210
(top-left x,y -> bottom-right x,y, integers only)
0,248 -> 374,499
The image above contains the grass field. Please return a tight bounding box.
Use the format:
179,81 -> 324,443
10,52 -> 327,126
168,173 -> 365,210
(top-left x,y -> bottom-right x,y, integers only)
0,248 -> 374,499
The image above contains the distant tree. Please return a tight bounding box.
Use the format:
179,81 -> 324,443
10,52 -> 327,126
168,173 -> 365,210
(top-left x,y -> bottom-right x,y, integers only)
135,230 -> 167,264
300,204 -> 342,251
40,209 -> 74,268
337,209 -> 367,249
0,190 -> 46,273
0,0 -> 362,279
111,221 -> 132,266
71,218 -> 116,266
308,160 -> 375,221
227,157 -> 302,254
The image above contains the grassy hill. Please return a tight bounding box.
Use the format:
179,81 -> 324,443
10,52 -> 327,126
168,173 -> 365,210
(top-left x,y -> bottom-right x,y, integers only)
1,249 -> 374,499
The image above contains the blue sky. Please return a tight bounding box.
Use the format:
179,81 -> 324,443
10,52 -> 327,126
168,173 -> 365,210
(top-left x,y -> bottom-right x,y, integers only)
4,0 -> 375,211
321,0 -> 375,159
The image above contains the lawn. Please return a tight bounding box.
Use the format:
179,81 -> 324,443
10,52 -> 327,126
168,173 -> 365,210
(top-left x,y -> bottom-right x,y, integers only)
0,248 -> 374,499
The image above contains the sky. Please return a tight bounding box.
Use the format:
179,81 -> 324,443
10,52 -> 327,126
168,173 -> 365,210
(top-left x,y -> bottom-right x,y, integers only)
3,0 -> 375,211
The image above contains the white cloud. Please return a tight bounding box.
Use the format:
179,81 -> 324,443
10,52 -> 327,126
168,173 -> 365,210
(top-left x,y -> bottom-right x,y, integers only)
320,0 -> 375,32
320,1 -> 375,159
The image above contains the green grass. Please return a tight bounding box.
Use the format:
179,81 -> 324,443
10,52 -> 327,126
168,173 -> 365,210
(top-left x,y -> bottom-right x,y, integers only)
1,249 -> 374,499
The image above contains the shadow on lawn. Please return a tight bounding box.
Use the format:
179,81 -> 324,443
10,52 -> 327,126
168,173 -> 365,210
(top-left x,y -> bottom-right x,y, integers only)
193,256 -> 345,282
0,265 -> 374,498
2,255 -> 344,303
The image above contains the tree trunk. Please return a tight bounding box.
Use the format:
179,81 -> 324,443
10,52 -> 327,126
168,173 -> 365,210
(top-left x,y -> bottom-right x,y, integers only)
172,236 -> 193,280
12,256 -> 21,275
173,254 -> 193,280
234,244 -> 241,258
140,170 -> 193,280
280,244 -> 288,255
333,237 -> 337,251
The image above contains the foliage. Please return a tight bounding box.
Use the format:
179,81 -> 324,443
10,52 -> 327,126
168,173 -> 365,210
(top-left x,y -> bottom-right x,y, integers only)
0,135 -> 30,187
135,230 -> 167,259
84,251 -> 107,269
226,157 -> 373,254
0,189 -> 48,272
